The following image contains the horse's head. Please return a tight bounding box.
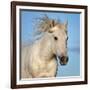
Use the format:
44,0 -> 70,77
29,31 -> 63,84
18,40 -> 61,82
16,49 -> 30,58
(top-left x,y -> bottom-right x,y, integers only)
48,20 -> 69,65
35,15 -> 68,65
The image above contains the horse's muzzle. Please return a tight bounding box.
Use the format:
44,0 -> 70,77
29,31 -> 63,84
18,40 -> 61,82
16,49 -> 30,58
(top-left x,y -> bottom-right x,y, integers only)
58,56 -> 68,65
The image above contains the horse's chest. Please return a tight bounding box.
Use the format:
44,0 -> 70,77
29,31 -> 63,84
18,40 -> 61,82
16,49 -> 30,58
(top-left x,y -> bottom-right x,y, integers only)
38,59 -> 56,72
30,57 -> 57,77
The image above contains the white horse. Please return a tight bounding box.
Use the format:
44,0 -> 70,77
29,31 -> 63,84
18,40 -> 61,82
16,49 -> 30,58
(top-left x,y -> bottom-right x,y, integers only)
21,15 -> 68,78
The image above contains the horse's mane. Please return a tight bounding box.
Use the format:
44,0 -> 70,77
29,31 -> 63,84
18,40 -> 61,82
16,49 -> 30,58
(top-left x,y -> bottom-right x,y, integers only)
33,15 -> 61,35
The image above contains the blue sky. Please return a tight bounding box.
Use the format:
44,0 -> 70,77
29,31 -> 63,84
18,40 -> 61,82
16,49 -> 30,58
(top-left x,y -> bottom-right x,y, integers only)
20,10 -> 80,77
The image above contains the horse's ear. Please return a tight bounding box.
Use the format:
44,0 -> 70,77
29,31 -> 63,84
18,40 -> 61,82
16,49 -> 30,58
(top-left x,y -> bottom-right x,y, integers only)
49,20 -> 55,28
52,20 -> 55,27
64,20 -> 68,29
48,20 -> 55,33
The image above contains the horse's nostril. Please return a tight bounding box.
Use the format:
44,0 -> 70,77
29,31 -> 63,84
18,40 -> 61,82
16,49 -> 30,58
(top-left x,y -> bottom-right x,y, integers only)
59,56 -> 68,65
60,56 -> 65,61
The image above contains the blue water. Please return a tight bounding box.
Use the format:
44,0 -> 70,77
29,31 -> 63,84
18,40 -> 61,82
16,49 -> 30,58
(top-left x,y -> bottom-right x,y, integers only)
57,49 -> 80,77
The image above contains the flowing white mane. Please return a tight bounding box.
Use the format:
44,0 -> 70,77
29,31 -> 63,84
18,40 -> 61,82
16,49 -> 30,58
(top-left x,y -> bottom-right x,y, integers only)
34,15 -> 62,35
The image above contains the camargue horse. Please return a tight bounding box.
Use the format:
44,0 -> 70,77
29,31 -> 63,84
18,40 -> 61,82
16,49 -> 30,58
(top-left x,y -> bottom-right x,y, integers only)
21,15 -> 69,78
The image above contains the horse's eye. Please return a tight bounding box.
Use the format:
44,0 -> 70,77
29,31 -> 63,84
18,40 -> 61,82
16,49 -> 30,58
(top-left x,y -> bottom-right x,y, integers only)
54,36 -> 58,40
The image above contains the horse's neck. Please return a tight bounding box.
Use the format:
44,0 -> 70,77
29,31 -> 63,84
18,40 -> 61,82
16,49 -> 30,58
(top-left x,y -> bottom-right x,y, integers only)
38,34 -> 54,60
